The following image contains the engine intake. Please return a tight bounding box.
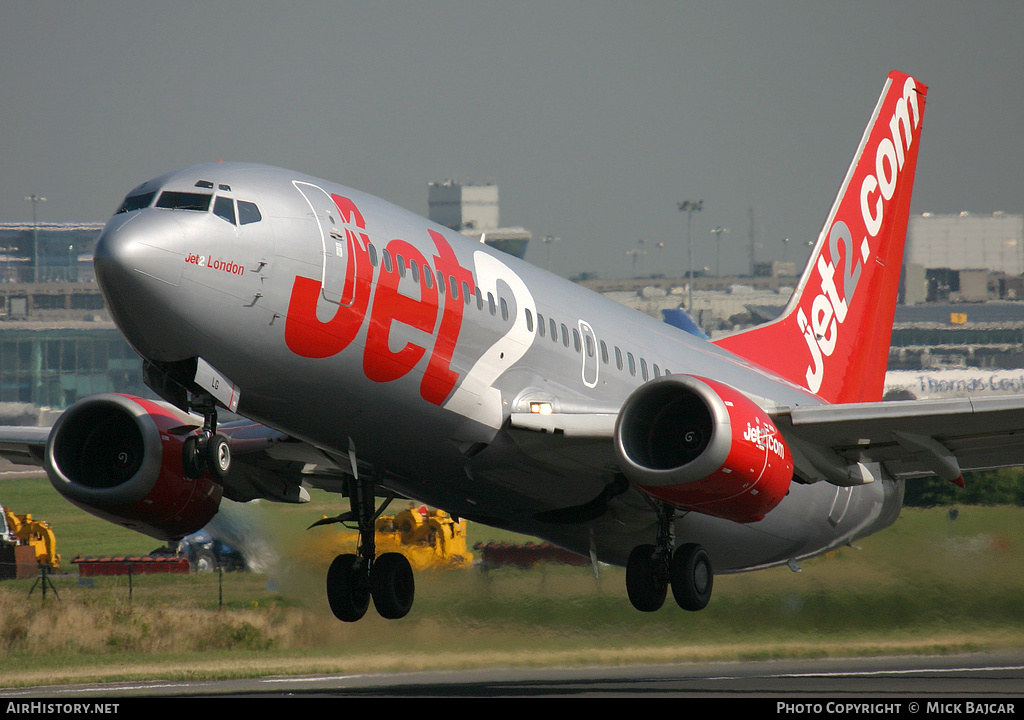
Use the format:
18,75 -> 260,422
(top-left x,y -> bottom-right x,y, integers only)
614,375 -> 793,523
45,394 -> 222,540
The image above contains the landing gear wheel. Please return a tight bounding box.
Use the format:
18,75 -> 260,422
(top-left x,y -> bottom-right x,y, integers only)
670,543 -> 713,611
191,549 -> 217,573
206,433 -> 231,479
182,434 -> 208,479
326,553 -> 370,622
625,544 -> 668,612
370,552 -> 415,619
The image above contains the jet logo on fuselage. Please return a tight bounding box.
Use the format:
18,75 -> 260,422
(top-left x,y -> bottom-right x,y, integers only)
284,193 -> 473,407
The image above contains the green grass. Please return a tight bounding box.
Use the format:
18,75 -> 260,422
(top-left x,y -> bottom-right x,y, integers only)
2,475 -> 1024,688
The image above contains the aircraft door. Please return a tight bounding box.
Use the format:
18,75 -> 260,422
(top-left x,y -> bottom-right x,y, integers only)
579,320 -> 599,388
292,181 -> 354,306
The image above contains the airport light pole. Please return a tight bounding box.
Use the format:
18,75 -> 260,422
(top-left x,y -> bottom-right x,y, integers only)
678,199 -> 703,310
711,226 -> 729,277
626,239 -> 647,278
25,195 -> 46,284
541,235 -> 559,272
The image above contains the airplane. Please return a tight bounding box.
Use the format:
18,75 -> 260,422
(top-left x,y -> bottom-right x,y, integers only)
5,70 -> 1023,623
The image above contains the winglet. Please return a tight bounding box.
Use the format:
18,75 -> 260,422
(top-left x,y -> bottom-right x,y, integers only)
715,72 -> 928,404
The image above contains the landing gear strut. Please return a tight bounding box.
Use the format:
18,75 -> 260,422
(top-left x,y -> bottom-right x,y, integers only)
625,503 -> 713,613
313,471 -> 415,622
181,392 -> 231,480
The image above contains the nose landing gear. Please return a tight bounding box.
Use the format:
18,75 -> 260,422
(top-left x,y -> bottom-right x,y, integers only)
181,394 -> 231,480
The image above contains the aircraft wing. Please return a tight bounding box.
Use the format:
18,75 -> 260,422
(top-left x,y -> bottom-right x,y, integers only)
772,395 -> 1024,485
508,398 -> 618,474
508,391 -> 1024,489
0,419 -> 348,504
0,426 -> 50,467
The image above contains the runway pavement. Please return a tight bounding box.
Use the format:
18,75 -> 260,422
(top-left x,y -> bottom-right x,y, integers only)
2,651 -> 1022,698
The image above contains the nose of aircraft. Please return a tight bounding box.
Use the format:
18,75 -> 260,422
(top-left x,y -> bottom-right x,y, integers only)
94,211 -> 186,288
94,211 -> 193,361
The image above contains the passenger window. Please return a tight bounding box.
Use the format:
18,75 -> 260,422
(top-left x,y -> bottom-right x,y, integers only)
368,243 -> 379,267
561,324 -> 570,348
475,287 -> 483,310
396,254 -> 406,278
538,313 -> 546,337
411,260 -> 420,283
424,266 -> 433,288
437,271 -> 446,294
500,297 -> 509,322
615,347 -> 623,371
572,329 -> 581,353
449,276 -> 458,299
600,340 -> 609,364
585,334 -> 594,358
382,250 -> 393,273
627,353 -> 636,376
462,281 -> 471,304
213,196 -> 236,225
640,358 -> 648,381
487,292 -> 496,315
238,201 -> 262,225
525,308 -> 534,332
653,364 -> 661,377
550,318 -> 557,341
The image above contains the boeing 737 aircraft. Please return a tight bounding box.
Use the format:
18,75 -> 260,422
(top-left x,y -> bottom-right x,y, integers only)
5,71 -> 1024,622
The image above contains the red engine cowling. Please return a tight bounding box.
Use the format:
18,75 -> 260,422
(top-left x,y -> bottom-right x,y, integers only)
44,394 -> 222,540
614,375 -> 793,523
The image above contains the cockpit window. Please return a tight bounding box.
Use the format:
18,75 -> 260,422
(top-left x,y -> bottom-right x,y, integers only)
238,200 -> 262,225
156,191 -> 212,212
213,196 -> 236,224
116,191 -> 156,214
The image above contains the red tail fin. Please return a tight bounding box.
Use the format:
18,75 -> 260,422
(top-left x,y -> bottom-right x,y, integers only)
714,71 -> 928,403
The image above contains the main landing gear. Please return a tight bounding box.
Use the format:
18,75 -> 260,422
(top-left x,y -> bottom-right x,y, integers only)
625,503 -> 713,613
181,393 -> 231,480
311,472 -> 415,622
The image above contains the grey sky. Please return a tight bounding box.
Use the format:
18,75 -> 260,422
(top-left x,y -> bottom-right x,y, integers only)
2,2 -> 1022,279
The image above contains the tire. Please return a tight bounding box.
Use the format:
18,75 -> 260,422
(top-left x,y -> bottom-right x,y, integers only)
670,543 -> 713,611
625,544 -> 667,612
191,549 -> 217,573
326,553 -> 370,622
370,552 -> 415,620
206,434 -> 231,479
182,435 -> 207,479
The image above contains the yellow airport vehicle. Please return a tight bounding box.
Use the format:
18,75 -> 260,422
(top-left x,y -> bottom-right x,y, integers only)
308,506 -> 473,571
1,504 -> 60,577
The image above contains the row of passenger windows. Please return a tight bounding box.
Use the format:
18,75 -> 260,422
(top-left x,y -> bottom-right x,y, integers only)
365,239 -> 667,382
116,180 -> 263,226
366,241 -> 512,321
526,308 -> 670,381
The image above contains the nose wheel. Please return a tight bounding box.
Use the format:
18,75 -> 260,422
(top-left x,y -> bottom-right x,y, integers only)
181,400 -> 231,480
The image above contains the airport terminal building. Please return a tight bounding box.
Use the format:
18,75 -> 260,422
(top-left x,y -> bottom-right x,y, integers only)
0,223 -> 146,423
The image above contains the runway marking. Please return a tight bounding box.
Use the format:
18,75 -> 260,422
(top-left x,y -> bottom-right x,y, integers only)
706,664 -> 1024,681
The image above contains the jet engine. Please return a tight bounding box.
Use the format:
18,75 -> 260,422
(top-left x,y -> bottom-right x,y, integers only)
614,375 -> 793,523
44,394 -> 222,540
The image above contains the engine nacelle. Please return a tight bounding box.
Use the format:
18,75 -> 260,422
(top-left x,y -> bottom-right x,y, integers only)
44,394 -> 222,541
614,375 -> 793,523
